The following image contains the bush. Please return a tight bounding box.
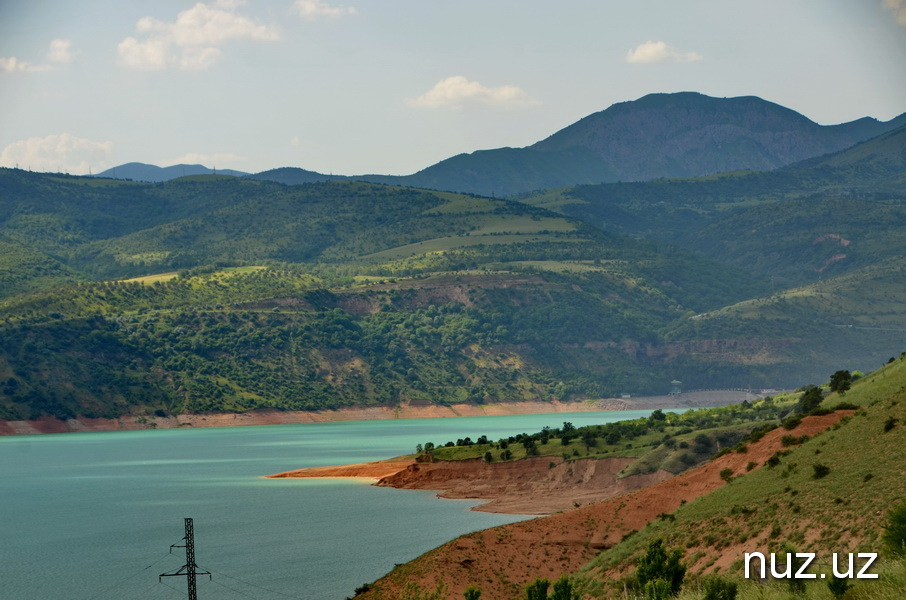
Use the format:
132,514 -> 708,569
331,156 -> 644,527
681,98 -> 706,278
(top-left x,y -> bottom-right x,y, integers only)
524,578 -> 549,600
797,384 -> 824,413
702,576 -> 737,600
636,539 -> 685,596
812,463 -> 831,479
643,579 -> 671,600
550,575 -> 576,600
782,415 -> 802,430
781,434 -> 809,447
719,468 -> 734,483
882,502 -> 906,557
827,574 -> 849,598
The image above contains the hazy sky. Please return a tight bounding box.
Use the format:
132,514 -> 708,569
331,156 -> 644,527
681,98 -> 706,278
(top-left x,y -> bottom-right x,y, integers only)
1,0 -> 905,176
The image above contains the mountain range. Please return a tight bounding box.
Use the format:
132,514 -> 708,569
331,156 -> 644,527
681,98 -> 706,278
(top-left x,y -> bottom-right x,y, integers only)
1,91 -> 904,423
96,92 -> 906,196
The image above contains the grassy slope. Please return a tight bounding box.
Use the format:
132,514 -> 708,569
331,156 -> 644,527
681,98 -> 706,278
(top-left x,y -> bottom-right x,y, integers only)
573,356 -> 906,599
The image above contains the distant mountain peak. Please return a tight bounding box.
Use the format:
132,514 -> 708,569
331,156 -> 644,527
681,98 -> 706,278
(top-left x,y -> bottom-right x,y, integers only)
388,92 -> 904,195
94,162 -> 248,183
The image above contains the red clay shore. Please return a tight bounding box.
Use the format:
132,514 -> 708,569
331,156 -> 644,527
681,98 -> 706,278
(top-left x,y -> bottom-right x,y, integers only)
0,390 -> 762,436
267,455 -> 673,515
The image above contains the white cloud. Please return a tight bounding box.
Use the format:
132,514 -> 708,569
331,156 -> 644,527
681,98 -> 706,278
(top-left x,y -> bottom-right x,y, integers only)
293,0 -> 357,20
47,39 -> 74,64
118,2 -> 279,70
626,41 -> 702,64
883,0 -> 906,25
1,39 -> 74,73
0,134 -> 113,173
0,56 -> 51,73
405,76 -> 540,109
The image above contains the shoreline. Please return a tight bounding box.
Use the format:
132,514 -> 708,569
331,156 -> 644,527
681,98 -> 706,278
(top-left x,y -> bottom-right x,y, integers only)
0,390 -> 765,436
265,455 -> 673,515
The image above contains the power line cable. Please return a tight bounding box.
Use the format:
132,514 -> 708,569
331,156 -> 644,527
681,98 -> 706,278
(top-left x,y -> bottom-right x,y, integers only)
85,552 -> 178,600
202,566 -> 307,600
209,577 -> 262,599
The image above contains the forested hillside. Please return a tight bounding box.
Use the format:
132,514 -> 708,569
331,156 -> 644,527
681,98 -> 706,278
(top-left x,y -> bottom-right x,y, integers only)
0,120 -> 903,423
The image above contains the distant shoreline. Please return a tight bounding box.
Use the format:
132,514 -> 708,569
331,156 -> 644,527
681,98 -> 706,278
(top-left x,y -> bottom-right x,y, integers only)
0,390 -> 767,436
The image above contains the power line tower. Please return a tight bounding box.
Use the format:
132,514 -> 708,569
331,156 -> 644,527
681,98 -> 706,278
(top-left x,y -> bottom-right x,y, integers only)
160,518 -> 211,600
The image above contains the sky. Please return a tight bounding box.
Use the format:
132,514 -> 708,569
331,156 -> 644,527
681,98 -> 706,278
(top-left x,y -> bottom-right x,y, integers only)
1,0 -> 905,176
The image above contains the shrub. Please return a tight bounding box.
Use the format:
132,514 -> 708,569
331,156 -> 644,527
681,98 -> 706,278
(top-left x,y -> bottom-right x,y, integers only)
884,416 -> 899,432
742,424 -> 777,444
782,415 -> 802,430
464,587 -> 481,600
719,468 -> 734,483
525,578 -> 549,600
643,579 -> 671,600
797,384 -> 825,413
812,463 -> 831,479
702,576 -> 737,600
550,575 -> 576,600
882,502 -> 906,557
827,574 -> 849,598
781,434 -> 809,447
636,539 -> 685,596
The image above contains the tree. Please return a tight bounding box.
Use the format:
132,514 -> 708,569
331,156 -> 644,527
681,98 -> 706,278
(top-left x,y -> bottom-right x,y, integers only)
636,538 -> 685,596
550,575 -> 577,600
829,370 -> 852,395
525,578 -> 549,600
796,385 -> 823,413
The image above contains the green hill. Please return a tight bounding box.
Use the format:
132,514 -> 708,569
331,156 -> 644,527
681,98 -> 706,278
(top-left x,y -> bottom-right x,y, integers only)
0,145 -> 903,422
521,125 -> 906,287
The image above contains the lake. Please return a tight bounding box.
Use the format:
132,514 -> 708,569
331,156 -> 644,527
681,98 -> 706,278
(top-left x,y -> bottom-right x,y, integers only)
0,410 -> 653,600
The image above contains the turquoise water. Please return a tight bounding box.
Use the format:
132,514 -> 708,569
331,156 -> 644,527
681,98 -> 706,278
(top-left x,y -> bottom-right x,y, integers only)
0,410 -> 652,600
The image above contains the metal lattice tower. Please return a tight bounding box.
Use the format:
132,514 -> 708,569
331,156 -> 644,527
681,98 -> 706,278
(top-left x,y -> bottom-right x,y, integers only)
160,518 -> 211,600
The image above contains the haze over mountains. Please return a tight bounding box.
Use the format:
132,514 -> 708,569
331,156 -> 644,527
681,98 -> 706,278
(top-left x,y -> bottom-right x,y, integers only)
97,92 -> 906,196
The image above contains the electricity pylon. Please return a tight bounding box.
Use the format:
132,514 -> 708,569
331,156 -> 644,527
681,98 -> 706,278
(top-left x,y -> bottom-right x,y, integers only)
160,518 -> 211,600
